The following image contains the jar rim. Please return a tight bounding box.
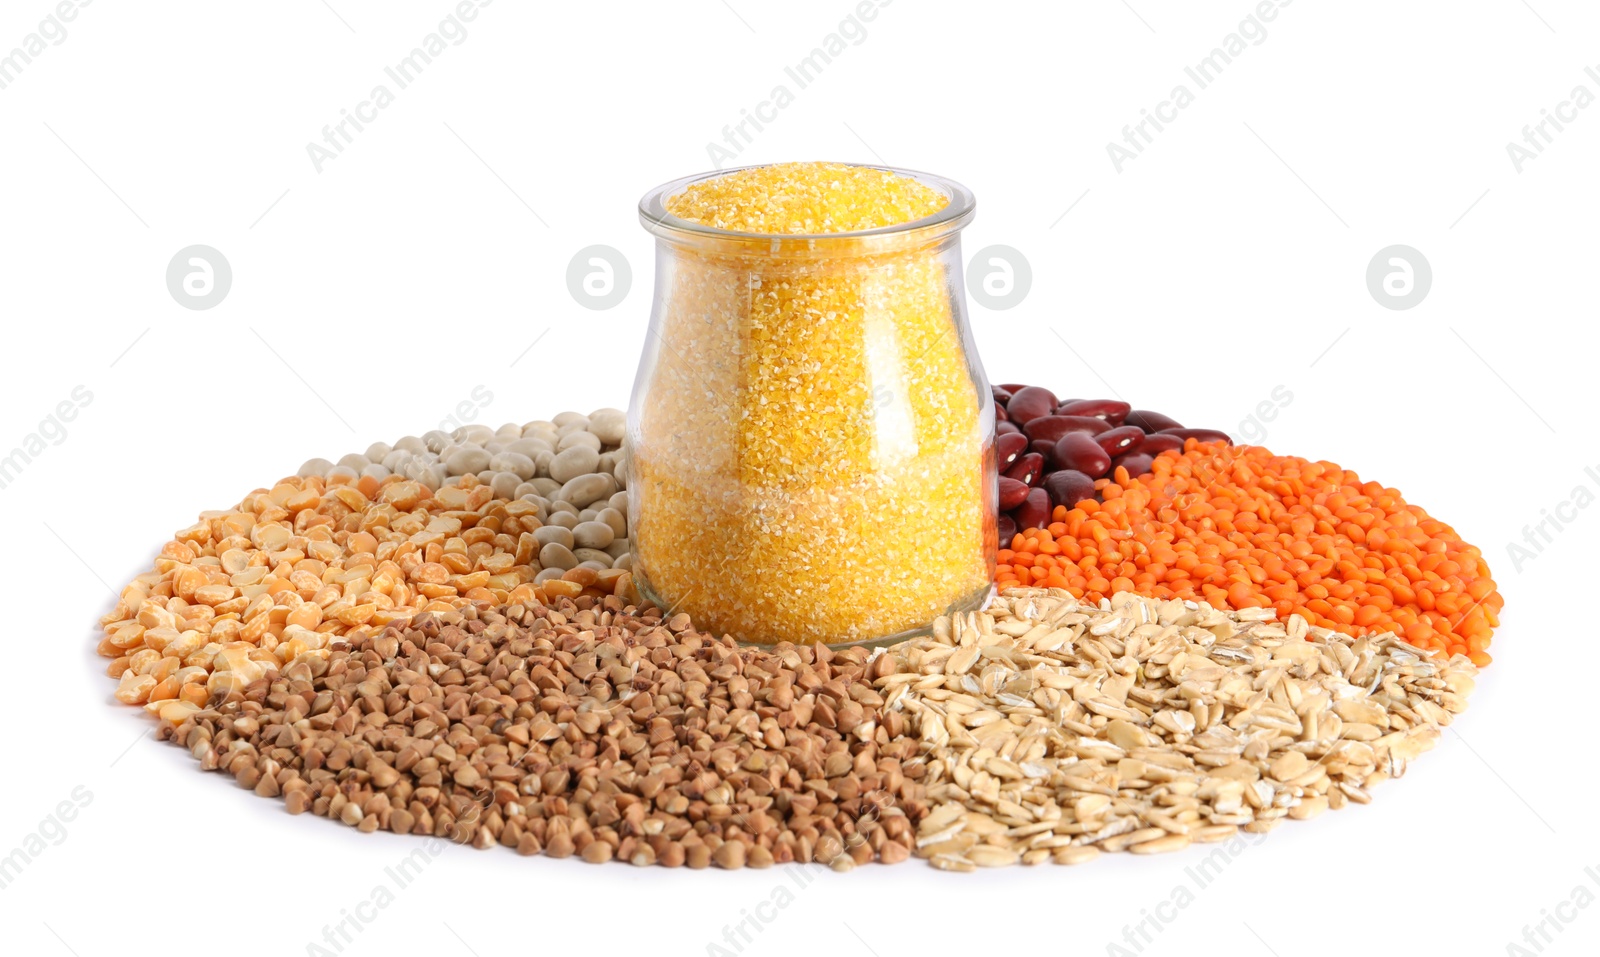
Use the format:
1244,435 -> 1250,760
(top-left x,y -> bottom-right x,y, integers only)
637,163 -> 976,249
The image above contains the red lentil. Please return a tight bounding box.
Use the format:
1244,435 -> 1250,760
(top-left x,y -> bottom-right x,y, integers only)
994,441 -> 1502,665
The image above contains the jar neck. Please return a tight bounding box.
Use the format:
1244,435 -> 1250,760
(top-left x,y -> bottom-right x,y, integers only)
648,225 -> 969,262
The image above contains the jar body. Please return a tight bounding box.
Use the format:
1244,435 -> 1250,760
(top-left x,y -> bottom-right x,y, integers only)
627,188 -> 995,645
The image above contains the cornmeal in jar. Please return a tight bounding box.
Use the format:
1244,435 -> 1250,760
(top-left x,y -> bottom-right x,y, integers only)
631,162 -> 993,644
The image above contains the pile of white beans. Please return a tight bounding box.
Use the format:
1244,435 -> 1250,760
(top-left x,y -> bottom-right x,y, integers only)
298,408 -> 633,577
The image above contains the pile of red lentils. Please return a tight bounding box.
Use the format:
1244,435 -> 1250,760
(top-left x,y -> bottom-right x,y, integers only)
995,440 -> 1500,666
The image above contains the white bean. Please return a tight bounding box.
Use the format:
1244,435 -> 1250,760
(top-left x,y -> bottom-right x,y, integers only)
489,472 -> 520,499
558,430 -> 603,454
549,447 -> 600,484
573,521 -> 615,550
539,542 -> 578,571
597,508 -> 627,538
445,447 -> 491,476
533,526 -> 574,549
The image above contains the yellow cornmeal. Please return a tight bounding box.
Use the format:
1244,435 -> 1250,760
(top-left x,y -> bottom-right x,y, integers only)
664,161 -> 949,234
634,163 -> 991,645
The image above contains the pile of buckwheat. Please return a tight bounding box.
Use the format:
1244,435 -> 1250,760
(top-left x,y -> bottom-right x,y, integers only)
171,594 -> 920,868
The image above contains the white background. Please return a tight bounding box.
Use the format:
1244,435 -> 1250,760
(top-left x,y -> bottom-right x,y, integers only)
2,1 -> 1597,954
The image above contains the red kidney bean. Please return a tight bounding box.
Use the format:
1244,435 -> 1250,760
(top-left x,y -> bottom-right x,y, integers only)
991,384 -> 1228,521
1053,432 -> 1111,477
1056,398 -> 1130,425
997,512 -> 1017,546
1096,426 -> 1144,457
1112,452 -> 1155,477
996,431 -> 1028,469
1138,433 -> 1185,456
1003,452 -> 1044,487
1013,488 -> 1052,530
1004,386 -> 1057,424
1043,470 -> 1097,510
1159,427 -> 1231,445
1125,409 -> 1184,433
998,476 -> 1031,510
1024,415 -> 1110,443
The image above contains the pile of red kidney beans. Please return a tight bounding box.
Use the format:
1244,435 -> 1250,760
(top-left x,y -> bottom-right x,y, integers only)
993,384 -> 1231,541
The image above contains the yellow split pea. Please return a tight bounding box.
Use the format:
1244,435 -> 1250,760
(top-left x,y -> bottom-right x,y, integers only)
632,162 -> 993,645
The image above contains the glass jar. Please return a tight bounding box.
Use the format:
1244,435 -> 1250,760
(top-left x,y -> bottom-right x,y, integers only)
627,164 -> 995,646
